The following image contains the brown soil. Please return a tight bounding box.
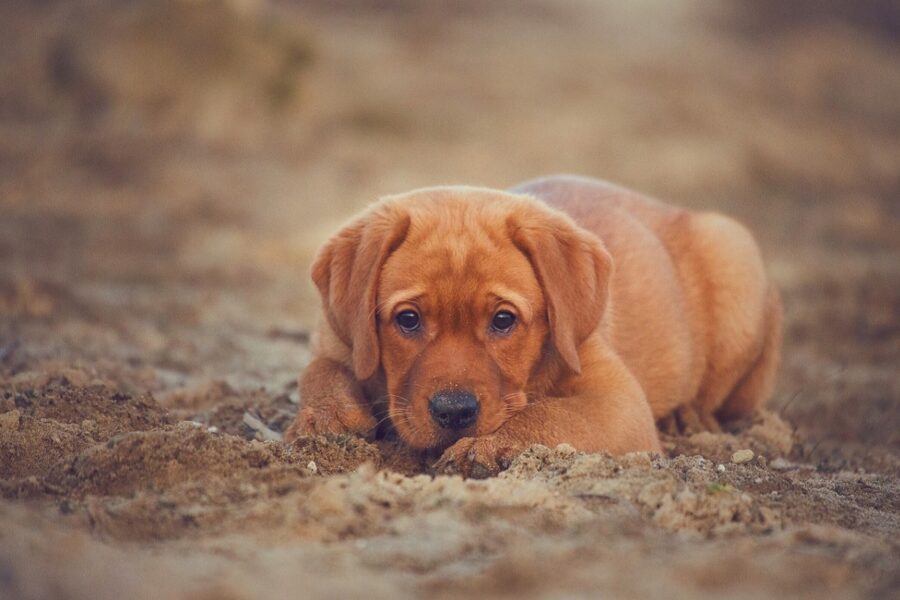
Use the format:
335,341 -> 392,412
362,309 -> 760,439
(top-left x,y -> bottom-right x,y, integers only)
1,1 -> 898,598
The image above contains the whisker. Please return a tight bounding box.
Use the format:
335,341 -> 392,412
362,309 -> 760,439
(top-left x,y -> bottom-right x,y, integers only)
375,392 -> 409,406
369,412 -> 398,429
397,410 -> 435,447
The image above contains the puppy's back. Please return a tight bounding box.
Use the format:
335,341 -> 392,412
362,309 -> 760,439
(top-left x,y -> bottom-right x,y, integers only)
514,175 -> 701,416
512,175 -> 780,421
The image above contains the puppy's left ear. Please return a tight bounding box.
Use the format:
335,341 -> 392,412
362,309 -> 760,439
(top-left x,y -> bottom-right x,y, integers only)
509,205 -> 613,375
311,203 -> 411,380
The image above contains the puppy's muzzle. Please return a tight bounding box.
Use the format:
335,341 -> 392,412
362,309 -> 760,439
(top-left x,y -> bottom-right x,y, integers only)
428,389 -> 479,430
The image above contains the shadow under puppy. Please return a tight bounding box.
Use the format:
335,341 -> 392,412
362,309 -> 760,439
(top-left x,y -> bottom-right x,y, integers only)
285,175 -> 782,477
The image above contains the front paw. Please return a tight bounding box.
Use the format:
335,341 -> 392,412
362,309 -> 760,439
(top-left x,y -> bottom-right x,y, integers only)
433,435 -> 524,479
284,404 -> 376,442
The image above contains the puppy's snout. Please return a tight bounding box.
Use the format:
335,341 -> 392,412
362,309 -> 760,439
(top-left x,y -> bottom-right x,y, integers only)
428,389 -> 479,430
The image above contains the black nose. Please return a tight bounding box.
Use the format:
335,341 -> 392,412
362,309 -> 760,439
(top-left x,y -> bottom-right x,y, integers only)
428,389 -> 479,430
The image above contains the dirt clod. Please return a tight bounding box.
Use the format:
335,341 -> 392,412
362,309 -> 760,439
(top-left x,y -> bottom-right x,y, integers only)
732,449 -> 755,464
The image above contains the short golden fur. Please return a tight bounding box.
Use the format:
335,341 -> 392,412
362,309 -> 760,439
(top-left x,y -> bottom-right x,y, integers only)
285,175 -> 782,476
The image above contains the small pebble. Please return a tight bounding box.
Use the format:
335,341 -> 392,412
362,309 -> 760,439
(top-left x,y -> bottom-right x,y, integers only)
716,464 -> 726,473
0,409 -> 21,431
731,449 -> 754,464
754,477 -> 763,484
306,460 -> 318,474
769,457 -> 794,471
207,426 -> 219,434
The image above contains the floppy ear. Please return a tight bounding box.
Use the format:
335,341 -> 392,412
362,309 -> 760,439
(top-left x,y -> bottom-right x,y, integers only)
311,204 -> 410,380
508,206 -> 613,375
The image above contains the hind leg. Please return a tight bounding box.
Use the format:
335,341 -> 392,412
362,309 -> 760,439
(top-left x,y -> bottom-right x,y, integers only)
657,404 -> 721,435
678,403 -> 722,433
686,213 -> 771,428
717,286 -> 783,420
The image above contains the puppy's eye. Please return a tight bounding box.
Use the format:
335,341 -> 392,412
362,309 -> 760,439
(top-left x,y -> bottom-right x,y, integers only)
490,310 -> 516,334
395,309 -> 421,333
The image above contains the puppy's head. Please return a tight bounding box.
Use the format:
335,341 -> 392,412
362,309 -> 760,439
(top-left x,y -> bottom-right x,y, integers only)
312,188 -> 612,449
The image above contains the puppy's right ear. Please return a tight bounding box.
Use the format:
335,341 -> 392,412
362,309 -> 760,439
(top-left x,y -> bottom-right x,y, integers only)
311,204 -> 410,381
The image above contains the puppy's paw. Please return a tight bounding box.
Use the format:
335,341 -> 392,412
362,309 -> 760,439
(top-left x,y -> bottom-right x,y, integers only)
433,435 -> 524,479
284,404 -> 376,443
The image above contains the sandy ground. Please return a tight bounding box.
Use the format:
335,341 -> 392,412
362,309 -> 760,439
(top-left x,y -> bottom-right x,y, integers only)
1,1 -> 898,598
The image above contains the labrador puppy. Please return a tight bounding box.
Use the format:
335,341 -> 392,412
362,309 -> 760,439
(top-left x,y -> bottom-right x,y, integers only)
285,175 -> 782,476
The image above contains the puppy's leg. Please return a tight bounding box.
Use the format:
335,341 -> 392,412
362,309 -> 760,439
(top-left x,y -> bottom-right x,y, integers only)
284,357 -> 376,442
717,286 -> 783,420
435,348 -> 660,477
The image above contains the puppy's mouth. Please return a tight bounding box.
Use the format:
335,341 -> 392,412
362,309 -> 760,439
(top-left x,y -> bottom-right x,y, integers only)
430,424 -> 477,449
388,388 -> 523,449
391,412 -> 476,450
387,401 -> 480,450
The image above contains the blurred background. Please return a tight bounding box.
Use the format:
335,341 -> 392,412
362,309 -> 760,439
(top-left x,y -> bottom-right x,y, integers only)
1,0 -> 898,466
